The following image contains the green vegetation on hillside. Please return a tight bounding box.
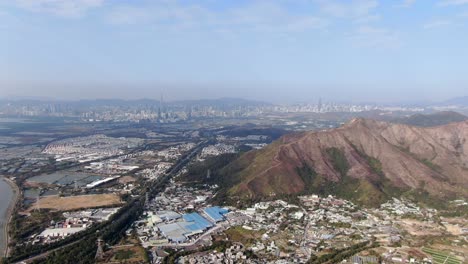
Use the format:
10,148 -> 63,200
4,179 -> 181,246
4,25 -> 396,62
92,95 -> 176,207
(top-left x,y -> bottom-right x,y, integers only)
402,188 -> 454,209
206,134 -> 458,209
421,158 -> 442,172
224,226 -> 263,247
218,146 -> 392,207
296,164 -> 318,194
394,145 -> 444,175
177,153 -> 248,206
367,156 -> 384,177
294,162 -> 386,207
325,147 -> 349,177
294,147 -> 406,207
114,249 -> 135,260
178,153 -> 240,186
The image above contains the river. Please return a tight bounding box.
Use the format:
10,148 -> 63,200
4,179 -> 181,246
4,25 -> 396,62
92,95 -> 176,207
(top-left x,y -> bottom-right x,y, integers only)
0,177 -> 14,257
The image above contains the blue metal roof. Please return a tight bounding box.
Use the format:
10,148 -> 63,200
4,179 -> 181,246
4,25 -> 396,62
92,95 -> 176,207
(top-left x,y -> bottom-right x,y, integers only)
183,213 -> 213,231
158,212 -> 220,242
157,211 -> 181,221
204,206 -> 229,222
158,222 -> 193,243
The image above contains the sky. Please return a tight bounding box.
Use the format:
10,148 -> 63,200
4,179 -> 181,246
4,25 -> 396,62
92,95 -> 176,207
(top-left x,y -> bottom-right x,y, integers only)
1,0 -> 468,103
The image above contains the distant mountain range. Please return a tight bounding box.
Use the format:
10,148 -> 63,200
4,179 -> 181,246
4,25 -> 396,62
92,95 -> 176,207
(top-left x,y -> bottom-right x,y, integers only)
209,118 -> 468,207
0,97 -> 272,112
0,97 -> 270,106
442,96 -> 468,106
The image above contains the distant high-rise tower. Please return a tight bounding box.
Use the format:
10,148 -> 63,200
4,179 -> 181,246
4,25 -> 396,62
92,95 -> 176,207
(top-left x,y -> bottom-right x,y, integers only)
185,106 -> 192,120
161,93 -> 165,114
318,98 -> 323,113
159,93 -> 168,121
95,237 -> 105,260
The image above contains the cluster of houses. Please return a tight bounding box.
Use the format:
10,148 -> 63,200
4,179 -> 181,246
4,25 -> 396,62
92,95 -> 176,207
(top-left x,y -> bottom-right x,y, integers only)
178,243 -> 255,264
199,143 -> 236,158
43,134 -> 143,163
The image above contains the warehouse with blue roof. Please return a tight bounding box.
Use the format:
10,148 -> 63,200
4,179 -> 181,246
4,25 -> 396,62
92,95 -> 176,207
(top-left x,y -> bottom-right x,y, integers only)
203,206 -> 229,222
183,212 -> 213,230
157,212 -> 215,243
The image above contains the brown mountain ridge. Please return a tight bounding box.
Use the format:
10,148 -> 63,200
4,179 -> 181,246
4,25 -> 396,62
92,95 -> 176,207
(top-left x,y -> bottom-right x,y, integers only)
222,118 -> 468,207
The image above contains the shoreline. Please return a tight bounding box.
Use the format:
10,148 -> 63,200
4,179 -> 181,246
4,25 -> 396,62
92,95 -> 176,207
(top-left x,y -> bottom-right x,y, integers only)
1,177 -> 20,259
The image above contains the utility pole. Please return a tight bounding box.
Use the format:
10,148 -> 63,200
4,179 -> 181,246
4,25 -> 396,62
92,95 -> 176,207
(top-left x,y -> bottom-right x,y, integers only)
35,188 -> 41,212
145,192 -> 149,207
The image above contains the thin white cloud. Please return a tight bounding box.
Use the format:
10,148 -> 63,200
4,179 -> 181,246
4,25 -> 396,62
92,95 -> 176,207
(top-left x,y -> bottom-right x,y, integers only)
225,2 -> 327,33
315,0 -> 378,19
397,0 -> 416,8
348,25 -> 402,49
105,6 -> 150,25
438,0 -> 468,6
105,1 -> 328,34
423,19 -> 452,29
314,0 -> 397,49
284,16 -> 327,32
14,0 -> 104,17
353,14 -> 381,24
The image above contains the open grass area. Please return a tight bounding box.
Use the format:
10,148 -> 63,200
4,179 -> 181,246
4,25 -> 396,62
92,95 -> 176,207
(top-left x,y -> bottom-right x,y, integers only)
114,249 -> 134,260
99,245 -> 149,264
224,226 -> 263,247
35,194 -> 122,211
422,247 -> 462,264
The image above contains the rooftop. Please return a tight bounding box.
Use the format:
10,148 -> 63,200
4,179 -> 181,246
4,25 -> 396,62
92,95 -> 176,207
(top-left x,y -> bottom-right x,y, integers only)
204,206 -> 229,222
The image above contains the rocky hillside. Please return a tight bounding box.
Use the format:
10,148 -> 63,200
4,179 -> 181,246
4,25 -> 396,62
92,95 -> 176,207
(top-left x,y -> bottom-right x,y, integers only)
222,119 -> 468,207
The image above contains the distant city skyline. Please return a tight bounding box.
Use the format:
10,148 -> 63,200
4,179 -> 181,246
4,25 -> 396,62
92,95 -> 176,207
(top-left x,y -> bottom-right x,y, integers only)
2,0 -> 468,102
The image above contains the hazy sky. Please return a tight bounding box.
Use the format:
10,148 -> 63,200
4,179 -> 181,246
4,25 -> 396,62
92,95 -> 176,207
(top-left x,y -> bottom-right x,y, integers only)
1,0 -> 468,103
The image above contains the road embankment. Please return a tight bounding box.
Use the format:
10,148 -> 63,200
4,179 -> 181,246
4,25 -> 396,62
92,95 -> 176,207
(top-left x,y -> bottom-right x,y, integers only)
2,177 -> 20,258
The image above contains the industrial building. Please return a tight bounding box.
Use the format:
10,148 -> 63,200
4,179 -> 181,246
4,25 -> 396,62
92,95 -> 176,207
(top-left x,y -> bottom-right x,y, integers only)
157,210 -> 229,243
203,206 -> 229,223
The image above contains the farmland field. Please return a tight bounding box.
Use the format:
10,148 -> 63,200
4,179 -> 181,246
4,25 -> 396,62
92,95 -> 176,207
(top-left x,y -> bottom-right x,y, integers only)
34,194 -> 122,211
422,247 -> 462,264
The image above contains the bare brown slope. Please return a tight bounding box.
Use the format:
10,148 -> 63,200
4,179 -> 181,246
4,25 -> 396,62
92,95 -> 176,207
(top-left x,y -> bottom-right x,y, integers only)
227,119 -> 468,204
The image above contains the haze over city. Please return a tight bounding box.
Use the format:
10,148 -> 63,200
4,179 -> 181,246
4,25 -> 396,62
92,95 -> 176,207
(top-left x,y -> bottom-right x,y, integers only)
2,0 -> 468,102
2,1 -> 468,264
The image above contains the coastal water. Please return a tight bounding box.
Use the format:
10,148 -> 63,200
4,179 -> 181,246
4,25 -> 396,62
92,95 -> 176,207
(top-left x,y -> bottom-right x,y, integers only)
0,177 -> 14,256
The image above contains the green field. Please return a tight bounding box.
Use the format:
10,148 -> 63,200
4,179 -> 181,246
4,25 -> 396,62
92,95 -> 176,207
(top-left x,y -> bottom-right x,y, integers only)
422,247 -> 462,264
